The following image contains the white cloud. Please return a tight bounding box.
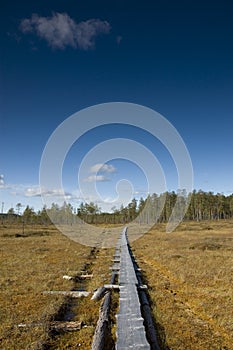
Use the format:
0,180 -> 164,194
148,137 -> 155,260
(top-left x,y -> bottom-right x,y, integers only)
19,12 -> 111,50
24,186 -> 41,197
90,163 -> 116,174
0,174 -> 4,187
133,189 -> 149,196
84,175 -> 110,183
24,186 -> 74,199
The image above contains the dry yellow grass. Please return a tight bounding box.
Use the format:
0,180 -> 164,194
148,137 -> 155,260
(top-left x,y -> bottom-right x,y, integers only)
1,220 -> 232,349
132,220 -> 233,350
47,247 -> 116,350
0,224 -> 115,349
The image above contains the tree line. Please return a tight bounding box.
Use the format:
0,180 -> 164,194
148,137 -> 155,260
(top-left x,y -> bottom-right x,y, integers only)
2,190 -> 233,226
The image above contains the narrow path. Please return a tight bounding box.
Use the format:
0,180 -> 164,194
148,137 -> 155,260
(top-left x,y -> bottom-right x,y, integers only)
116,227 -> 160,350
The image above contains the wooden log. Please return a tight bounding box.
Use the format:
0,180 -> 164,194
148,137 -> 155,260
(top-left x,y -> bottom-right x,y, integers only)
18,321 -> 83,332
50,321 -> 83,331
42,291 -> 90,298
63,275 -> 74,280
91,287 -> 107,301
137,284 -> 148,290
77,274 -> 93,280
91,292 -> 111,350
18,322 -> 44,328
91,269 -> 117,349
63,274 -> 93,281
103,284 -> 120,290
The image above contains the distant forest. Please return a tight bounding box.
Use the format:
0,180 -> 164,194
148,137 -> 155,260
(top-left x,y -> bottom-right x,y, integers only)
2,190 -> 233,226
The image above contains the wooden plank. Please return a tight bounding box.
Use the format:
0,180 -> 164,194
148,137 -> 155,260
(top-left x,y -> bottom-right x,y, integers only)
91,292 -> 111,350
42,291 -> 90,297
76,274 -> 93,280
50,321 -> 83,331
18,321 -> 83,331
116,227 -> 150,350
91,287 -> 107,301
104,284 -> 120,290
91,271 -> 117,350
91,227 -> 158,350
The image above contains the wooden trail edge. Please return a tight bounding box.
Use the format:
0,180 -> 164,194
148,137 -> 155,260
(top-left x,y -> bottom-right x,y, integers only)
92,227 -> 160,350
91,272 -> 117,350
42,291 -> 90,297
128,244 -> 160,350
91,291 -> 112,350
91,249 -> 120,348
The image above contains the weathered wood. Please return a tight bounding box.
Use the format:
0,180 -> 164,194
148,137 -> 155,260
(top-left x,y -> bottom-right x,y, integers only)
63,275 -> 73,280
104,284 -> 120,290
116,227 -> 160,350
91,291 -> 112,350
63,274 -> 93,281
18,323 -> 44,328
137,284 -> 148,290
91,286 -> 107,301
18,321 -> 83,332
116,228 -> 150,350
77,274 -> 93,280
50,321 -> 83,331
42,291 -> 90,297
91,269 -> 117,349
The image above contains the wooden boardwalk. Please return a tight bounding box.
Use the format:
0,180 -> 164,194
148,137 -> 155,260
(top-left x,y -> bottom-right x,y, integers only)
116,227 -> 160,350
92,227 -> 160,350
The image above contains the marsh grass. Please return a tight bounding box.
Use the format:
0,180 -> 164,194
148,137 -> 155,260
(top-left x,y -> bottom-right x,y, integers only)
1,220 -> 232,349
0,224 -> 114,349
132,220 -> 233,350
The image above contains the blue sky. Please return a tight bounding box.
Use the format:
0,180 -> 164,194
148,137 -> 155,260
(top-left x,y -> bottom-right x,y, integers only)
0,0 -> 233,213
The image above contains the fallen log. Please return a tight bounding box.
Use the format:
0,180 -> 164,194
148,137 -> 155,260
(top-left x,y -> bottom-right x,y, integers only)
50,321 -> 83,331
18,321 -> 84,332
63,275 -> 73,280
92,283 -> 120,301
18,323 -> 44,328
104,284 -> 119,290
77,274 -> 93,280
91,272 -> 117,349
91,287 -> 107,301
63,274 -> 93,281
91,291 -> 111,350
42,291 -> 90,298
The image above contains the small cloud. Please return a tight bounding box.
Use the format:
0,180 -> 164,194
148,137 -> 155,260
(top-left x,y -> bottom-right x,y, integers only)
24,187 -> 41,197
0,174 -> 4,187
19,12 -> 111,50
24,186 -> 73,199
84,175 -> 110,183
90,163 -> 116,174
3,182 -> 24,191
133,189 -> 149,196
